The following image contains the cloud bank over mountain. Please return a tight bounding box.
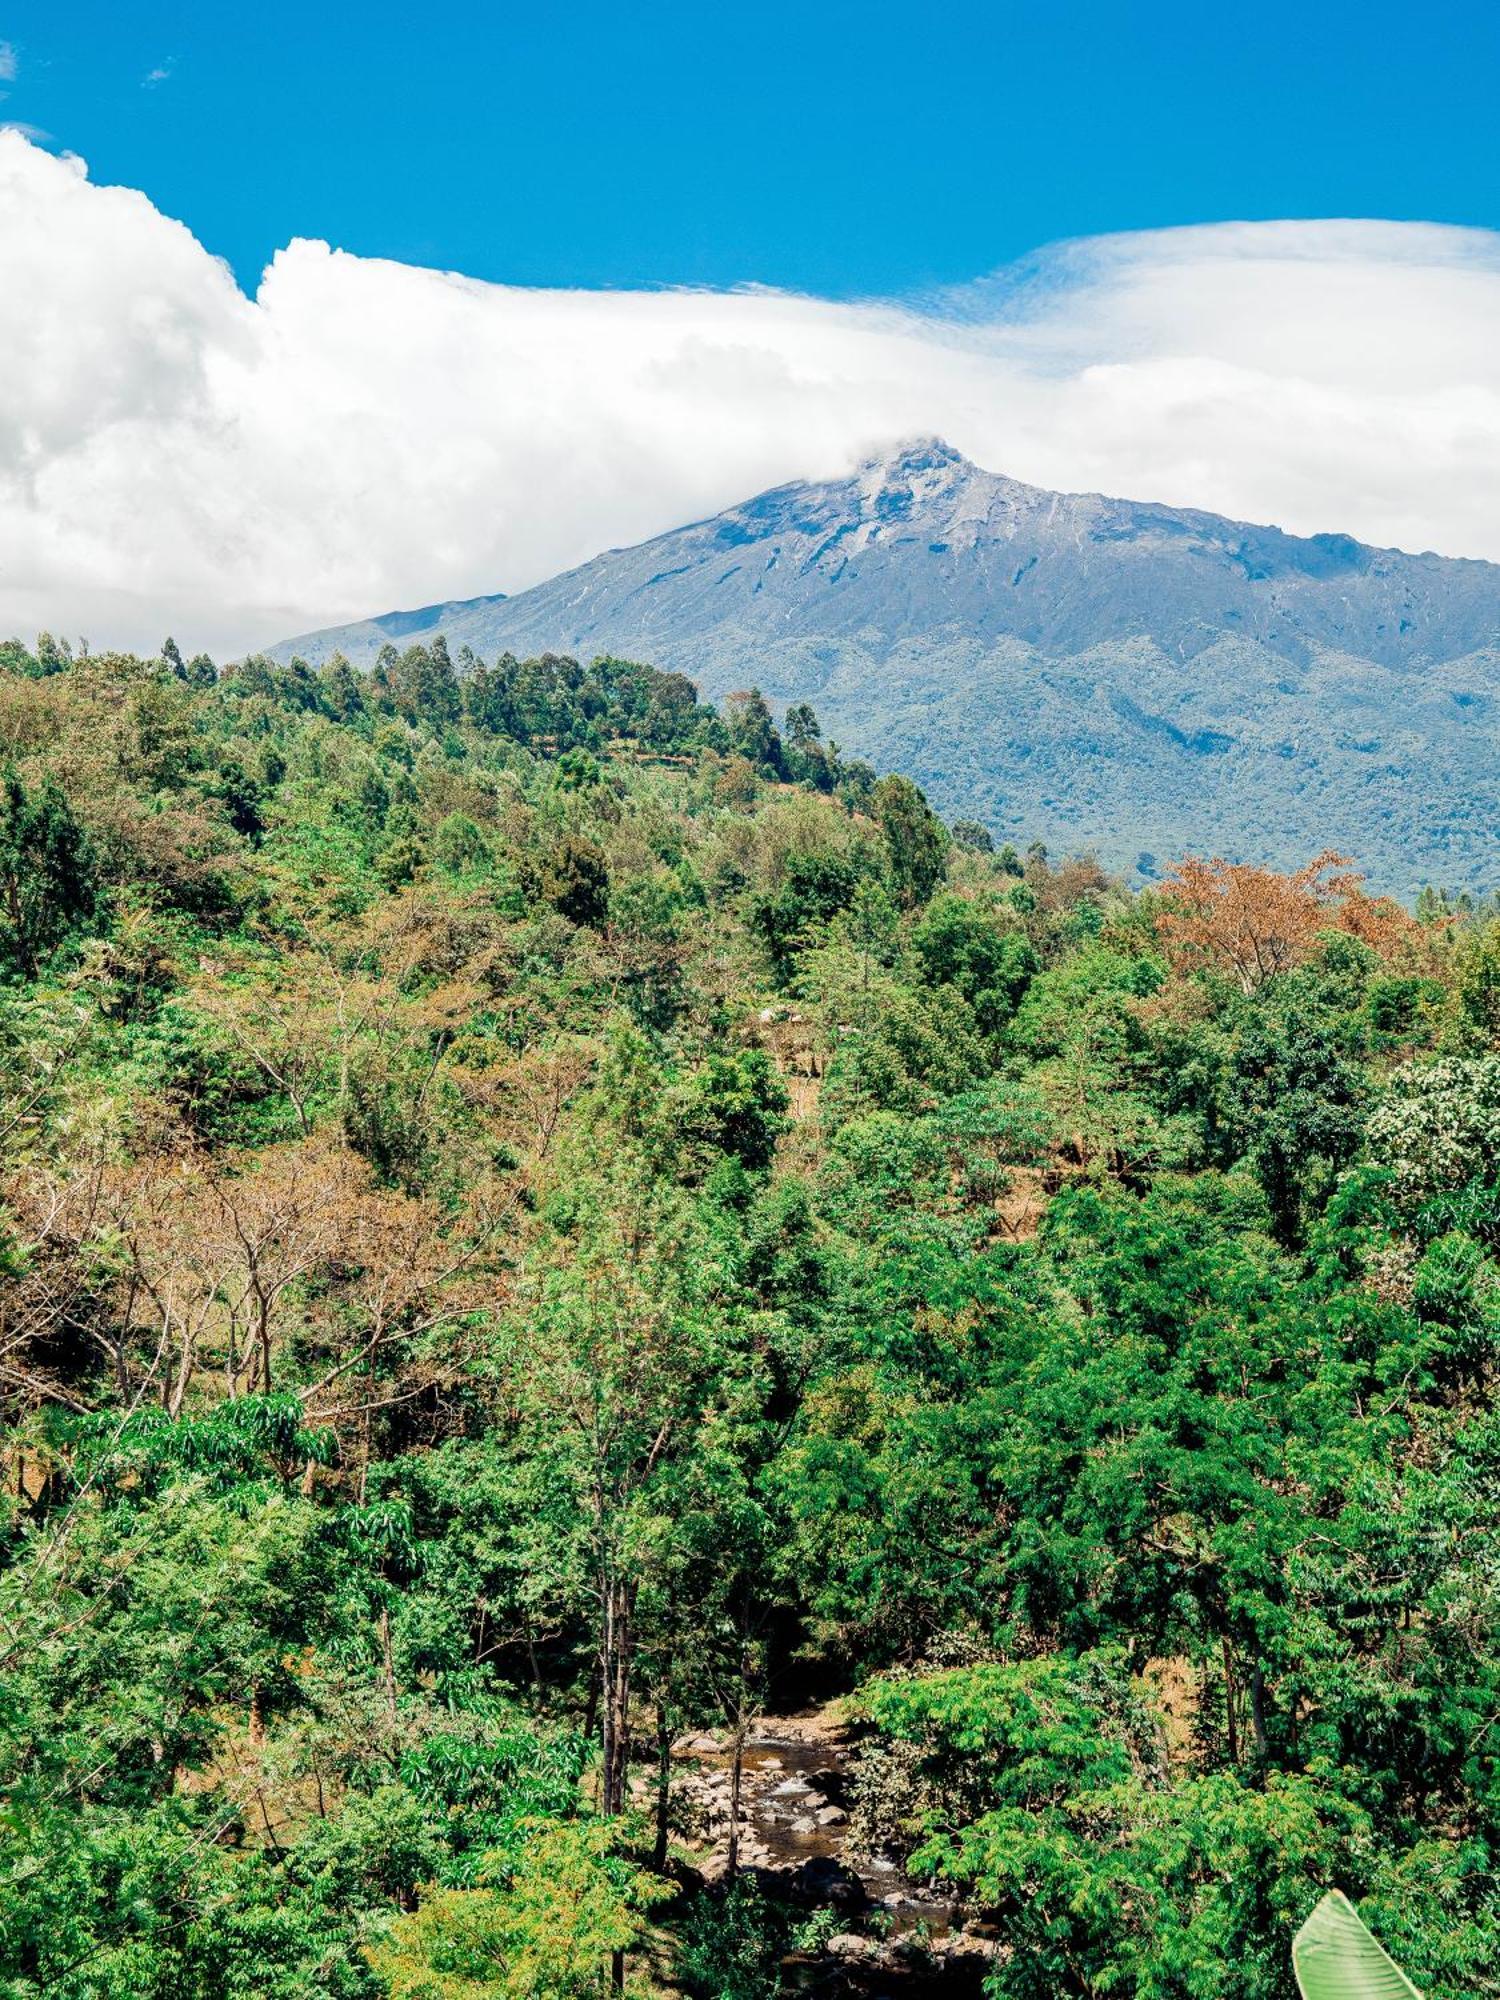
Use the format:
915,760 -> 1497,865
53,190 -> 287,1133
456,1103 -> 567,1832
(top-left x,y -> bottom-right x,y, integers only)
2,129 -> 1499,655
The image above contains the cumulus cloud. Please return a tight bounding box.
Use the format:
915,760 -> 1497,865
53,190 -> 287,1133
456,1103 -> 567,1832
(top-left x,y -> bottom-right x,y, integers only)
2,129 -> 1499,656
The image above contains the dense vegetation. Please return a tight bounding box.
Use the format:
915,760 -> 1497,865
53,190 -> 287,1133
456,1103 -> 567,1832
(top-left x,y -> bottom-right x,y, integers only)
0,630 -> 1497,2000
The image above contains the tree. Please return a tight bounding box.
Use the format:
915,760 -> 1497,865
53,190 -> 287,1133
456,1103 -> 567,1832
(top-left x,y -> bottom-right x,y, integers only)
724,689 -> 784,777
910,893 -> 1038,1034
782,705 -> 833,792
819,982 -> 988,1130
751,849 -> 859,978
34,630 -> 70,675
322,650 -> 365,720
1010,947 -> 1184,1179
950,818 -> 994,854
784,703 -> 821,750
1225,1000 -> 1368,1244
0,767 -> 98,975
386,640 -> 462,727
433,813 -> 492,876
1453,917 -> 1500,1044
872,774 -> 947,908
501,1169 -> 751,1835
667,1049 -> 789,1177
543,834 -> 610,928
932,1081 -> 1051,1206
1365,1054 -> 1500,1209
1156,852 -> 1363,992
367,1819 -> 668,2000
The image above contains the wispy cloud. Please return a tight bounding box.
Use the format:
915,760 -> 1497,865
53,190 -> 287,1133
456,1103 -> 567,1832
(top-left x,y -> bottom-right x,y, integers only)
0,42 -> 17,84
2,130 -> 1499,656
142,59 -> 174,88
0,120 -> 48,141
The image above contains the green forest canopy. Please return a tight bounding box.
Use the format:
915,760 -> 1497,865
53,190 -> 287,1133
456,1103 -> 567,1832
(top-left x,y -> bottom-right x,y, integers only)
0,629 -> 1497,1999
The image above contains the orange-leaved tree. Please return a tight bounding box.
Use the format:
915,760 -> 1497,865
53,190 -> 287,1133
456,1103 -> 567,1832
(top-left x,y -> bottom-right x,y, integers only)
1153,850 -> 1418,992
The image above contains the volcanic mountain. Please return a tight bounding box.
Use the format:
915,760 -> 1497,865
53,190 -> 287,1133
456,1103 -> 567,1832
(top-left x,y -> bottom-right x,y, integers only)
271,441 -> 1500,893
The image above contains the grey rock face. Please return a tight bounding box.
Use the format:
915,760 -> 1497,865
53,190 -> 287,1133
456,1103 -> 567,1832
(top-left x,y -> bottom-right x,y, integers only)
271,441 -> 1500,893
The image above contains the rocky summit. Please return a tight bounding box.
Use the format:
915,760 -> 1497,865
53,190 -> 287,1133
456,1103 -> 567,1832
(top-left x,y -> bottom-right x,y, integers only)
272,440 -> 1500,892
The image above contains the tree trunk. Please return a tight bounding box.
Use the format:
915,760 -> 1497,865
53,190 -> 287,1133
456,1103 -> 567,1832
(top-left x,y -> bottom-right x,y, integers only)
653,1701 -> 672,1873
257,1293 -> 273,1394
600,1584 -> 617,1816
380,1603 -> 399,1727
583,1662 -> 601,1752
600,1578 -> 637,1818
726,1715 -> 748,1877
1221,1631 -> 1240,1767
521,1605 -> 544,1695
1249,1657 -> 1270,1760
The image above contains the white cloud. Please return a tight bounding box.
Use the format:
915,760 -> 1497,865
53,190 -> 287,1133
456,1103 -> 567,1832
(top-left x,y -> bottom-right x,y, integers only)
0,42 -> 16,84
143,62 -> 173,88
2,129 -> 1499,657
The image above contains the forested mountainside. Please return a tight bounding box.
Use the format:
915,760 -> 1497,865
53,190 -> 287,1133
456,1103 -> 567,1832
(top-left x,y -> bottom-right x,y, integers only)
1,629 -> 1499,2000
270,441 -> 1500,896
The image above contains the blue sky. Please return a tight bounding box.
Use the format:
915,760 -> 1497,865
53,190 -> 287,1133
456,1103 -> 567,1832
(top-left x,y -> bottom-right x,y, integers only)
4,3 -> 1500,653
3,0 -> 1498,297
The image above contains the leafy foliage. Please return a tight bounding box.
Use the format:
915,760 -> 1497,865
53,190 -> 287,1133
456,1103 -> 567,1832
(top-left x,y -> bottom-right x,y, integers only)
0,635 -> 1494,1999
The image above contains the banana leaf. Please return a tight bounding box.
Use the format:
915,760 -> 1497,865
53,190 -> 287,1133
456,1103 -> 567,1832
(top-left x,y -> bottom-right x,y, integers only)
1293,1892 -> 1423,2000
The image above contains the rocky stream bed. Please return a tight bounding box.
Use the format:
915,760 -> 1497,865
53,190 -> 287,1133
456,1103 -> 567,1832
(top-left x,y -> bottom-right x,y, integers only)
663,1711 -> 1001,1995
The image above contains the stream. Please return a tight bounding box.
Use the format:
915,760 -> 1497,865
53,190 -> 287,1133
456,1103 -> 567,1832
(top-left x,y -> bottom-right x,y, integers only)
669,1712 -> 998,1994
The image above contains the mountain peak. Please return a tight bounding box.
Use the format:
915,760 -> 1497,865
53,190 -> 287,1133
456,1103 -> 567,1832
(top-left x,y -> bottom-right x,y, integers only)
846,435 -> 1000,536
858,435 -> 967,479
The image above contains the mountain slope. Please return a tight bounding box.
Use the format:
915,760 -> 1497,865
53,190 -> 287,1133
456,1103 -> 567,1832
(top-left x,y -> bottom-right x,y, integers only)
271,441 -> 1500,893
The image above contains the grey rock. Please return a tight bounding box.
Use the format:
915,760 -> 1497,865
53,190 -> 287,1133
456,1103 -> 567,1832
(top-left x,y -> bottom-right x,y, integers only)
825,1934 -> 871,1959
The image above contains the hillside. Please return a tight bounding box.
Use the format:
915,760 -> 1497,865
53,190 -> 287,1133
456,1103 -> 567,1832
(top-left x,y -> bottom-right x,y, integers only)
272,440 -> 1500,895
0,634 -> 1498,1997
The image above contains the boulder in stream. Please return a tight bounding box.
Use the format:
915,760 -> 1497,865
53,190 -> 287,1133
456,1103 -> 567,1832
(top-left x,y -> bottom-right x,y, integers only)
787,1854 -> 866,1908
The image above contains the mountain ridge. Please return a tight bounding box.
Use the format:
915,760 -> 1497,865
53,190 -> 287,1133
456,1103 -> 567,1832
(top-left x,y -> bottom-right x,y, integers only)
269,441 -> 1500,894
